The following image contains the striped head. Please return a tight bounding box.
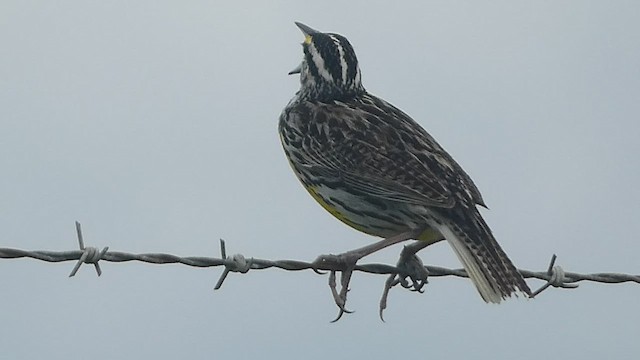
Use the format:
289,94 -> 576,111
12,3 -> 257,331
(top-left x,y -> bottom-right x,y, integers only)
289,22 -> 365,101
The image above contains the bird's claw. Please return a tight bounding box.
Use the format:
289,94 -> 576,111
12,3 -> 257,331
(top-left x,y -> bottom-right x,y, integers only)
313,253 -> 359,321
379,249 -> 430,321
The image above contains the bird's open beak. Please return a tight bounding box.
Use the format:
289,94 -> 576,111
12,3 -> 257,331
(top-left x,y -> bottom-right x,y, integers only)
289,22 -> 318,75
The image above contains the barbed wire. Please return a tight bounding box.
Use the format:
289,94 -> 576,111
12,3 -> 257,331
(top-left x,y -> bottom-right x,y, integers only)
0,222 -> 637,298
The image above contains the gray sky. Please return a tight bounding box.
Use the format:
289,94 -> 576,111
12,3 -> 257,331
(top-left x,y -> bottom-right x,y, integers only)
1,1 -> 639,359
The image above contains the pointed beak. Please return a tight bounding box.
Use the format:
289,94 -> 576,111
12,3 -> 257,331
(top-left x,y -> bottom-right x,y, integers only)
289,22 -> 317,76
288,63 -> 302,75
294,22 -> 319,36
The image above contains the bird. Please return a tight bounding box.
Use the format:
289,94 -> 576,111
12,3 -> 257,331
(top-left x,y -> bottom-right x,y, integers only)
279,22 -> 531,317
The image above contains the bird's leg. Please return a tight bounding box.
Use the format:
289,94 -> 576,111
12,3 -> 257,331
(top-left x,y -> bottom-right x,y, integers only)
379,238 -> 442,321
313,228 -> 423,321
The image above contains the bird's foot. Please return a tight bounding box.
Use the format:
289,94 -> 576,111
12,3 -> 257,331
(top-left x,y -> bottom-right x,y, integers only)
379,244 -> 430,321
313,252 -> 361,322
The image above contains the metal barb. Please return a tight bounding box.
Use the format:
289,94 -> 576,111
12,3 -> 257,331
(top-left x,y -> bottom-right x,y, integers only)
214,240 -> 252,290
529,254 -> 579,298
69,222 -> 108,277
75,221 -> 85,250
214,239 -> 229,290
220,239 -> 227,259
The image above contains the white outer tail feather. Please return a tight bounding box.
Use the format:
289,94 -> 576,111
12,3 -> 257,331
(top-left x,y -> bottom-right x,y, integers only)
435,223 -> 503,303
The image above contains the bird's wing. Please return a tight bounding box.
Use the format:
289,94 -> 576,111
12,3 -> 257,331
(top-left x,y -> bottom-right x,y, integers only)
298,94 -> 485,209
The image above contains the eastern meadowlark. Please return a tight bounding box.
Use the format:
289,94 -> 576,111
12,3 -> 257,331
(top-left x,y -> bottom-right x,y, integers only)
279,22 -> 531,316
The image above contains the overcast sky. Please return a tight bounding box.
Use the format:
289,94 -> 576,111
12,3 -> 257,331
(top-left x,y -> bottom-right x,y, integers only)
1,1 -> 639,359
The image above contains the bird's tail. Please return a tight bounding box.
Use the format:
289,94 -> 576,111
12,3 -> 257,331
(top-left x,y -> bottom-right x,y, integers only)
434,208 -> 531,303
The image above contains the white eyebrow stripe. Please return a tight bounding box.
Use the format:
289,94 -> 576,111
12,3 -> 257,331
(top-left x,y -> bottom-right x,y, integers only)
329,34 -> 348,84
309,42 -> 333,82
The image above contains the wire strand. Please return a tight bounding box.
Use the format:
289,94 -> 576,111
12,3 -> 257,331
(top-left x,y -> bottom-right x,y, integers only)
1,247 -> 638,284
1,222 -> 638,299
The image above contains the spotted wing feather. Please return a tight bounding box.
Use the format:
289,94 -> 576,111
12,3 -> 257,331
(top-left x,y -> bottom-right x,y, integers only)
286,93 -> 485,209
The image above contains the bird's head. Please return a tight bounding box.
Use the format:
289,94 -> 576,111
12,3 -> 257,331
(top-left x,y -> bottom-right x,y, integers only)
289,22 -> 365,101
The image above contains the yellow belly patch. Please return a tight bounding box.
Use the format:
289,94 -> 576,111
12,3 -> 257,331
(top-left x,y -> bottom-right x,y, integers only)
305,185 -> 444,244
